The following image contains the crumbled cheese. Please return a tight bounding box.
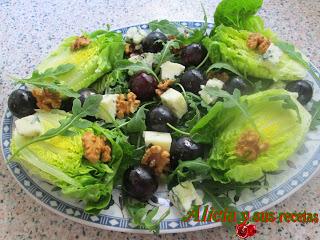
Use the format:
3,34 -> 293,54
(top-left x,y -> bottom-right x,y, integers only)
128,54 -> 143,63
169,181 -> 203,214
199,78 -> 225,104
128,53 -> 155,67
262,43 -> 283,64
125,27 -> 147,44
160,61 -> 185,80
142,53 -> 155,67
15,115 -> 42,137
96,94 -> 118,123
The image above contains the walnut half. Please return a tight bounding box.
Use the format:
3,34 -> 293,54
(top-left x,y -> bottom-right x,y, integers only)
155,79 -> 175,96
141,145 -> 170,175
82,132 -> 112,164
32,88 -> 61,111
235,131 -> 269,161
247,33 -> 271,54
70,36 -> 91,51
116,92 -> 140,119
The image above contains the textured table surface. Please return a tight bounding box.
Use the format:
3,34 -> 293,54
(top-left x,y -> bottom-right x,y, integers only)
0,0 -> 320,239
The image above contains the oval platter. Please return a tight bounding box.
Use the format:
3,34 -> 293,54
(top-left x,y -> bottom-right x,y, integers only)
2,21 -> 320,234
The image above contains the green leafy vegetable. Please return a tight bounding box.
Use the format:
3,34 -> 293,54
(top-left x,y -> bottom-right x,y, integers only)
269,94 -> 301,123
36,30 -> 125,91
275,41 -> 320,81
191,89 -> 311,183
10,105 -> 126,214
310,100 -> 320,130
200,183 -> 243,232
167,159 -> 211,190
203,25 -> 307,81
201,88 -> 253,122
123,102 -> 154,133
10,95 -> 102,159
115,59 -> 159,81
178,5 -> 209,45
214,0 -> 263,30
184,92 -> 202,131
89,70 -> 128,94
125,197 -> 170,234
206,62 -> 243,78
14,64 -> 80,98
149,20 -> 180,35
154,40 -> 181,74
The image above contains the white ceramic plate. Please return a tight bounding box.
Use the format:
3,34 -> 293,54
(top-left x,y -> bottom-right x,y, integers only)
2,22 -> 320,234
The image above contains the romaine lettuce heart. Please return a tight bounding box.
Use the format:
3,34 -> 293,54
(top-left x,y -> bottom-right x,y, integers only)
37,31 -> 124,91
191,89 -> 311,183
203,26 -> 307,81
10,110 -> 123,214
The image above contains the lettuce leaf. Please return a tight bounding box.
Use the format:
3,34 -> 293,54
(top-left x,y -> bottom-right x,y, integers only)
203,25 -> 307,81
191,89 -> 311,183
214,0 -> 263,30
36,30 -> 124,91
11,111 -> 124,214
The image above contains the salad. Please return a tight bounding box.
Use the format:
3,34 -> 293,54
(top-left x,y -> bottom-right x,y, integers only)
6,0 -> 320,233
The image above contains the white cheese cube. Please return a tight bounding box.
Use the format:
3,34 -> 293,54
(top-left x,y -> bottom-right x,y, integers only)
169,181 -> 203,214
15,115 -> 42,137
96,94 -> 118,123
199,78 -> 224,104
160,61 -> 185,80
143,131 -> 172,151
160,88 -> 187,119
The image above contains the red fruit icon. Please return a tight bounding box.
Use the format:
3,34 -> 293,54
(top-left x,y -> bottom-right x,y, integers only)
236,222 -> 257,239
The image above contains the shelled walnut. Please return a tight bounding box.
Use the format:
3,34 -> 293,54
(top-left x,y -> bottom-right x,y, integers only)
247,33 -> 271,54
82,132 -> 112,164
116,92 -> 140,118
141,145 -> 170,175
32,88 -> 61,111
155,79 -> 175,96
70,36 -> 90,51
235,131 -> 269,161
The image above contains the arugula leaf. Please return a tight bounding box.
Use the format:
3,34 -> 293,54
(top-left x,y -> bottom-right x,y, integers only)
115,59 -> 159,81
269,94 -> 301,123
40,63 -> 75,76
149,20 -> 180,35
201,180 -> 262,201
17,79 -> 80,98
275,41 -> 320,81
167,159 -> 211,190
154,40 -> 181,74
178,5 -> 209,45
203,87 -> 252,120
125,197 -> 170,234
14,64 -> 79,98
123,103 -> 152,133
206,62 -> 243,78
184,92 -> 202,131
201,184 -> 243,232
310,100 -> 320,130
10,94 -> 103,160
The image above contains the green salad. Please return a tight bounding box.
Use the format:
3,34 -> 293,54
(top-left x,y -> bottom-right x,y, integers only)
7,0 -> 320,233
